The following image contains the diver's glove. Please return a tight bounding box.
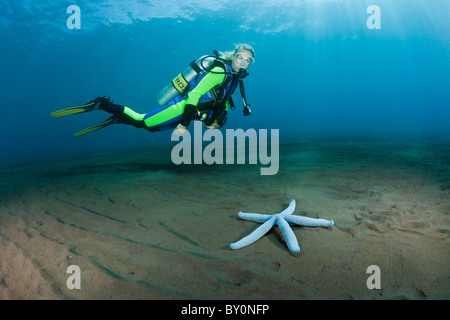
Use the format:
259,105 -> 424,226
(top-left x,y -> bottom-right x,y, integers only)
204,121 -> 220,130
180,104 -> 197,127
173,123 -> 188,136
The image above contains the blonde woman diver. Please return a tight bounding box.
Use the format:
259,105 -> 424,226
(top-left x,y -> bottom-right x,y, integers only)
50,44 -> 255,136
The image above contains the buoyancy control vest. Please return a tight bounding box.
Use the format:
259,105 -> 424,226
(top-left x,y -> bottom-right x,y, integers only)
197,60 -> 238,126
156,51 -> 251,123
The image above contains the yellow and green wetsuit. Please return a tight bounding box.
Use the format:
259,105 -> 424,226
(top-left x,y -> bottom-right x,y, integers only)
106,60 -> 238,132
50,59 -> 241,136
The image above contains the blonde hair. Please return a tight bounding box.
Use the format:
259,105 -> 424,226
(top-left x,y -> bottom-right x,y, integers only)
219,43 -> 255,62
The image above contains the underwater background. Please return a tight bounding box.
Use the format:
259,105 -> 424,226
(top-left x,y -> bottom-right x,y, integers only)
0,0 -> 448,167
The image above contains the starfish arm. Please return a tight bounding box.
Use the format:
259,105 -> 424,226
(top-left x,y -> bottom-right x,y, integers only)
284,215 -> 334,228
276,216 -> 300,253
230,216 -> 277,250
238,212 -> 273,223
280,199 -> 296,216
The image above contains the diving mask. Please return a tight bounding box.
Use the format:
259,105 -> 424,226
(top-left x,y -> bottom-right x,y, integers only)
234,52 -> 254,67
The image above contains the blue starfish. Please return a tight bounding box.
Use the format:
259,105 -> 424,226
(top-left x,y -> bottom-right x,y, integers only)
230,200 -> 334,253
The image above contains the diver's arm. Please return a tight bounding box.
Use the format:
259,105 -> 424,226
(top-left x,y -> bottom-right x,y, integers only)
179,104 -> 197,127
185,66 -> 226,106
179,66 -> 226,127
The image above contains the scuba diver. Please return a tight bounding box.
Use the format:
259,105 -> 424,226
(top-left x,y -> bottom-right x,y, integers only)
50,44 -> 255,136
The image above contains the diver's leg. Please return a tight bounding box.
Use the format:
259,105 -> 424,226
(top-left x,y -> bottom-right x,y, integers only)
116,106 -> 150,130
99,96 -> 191,133
97,103 -> 182,132
141,96 -> 190,132
83,97 -> 189,132
72,103 -> 155,136
55,96 -> 193,135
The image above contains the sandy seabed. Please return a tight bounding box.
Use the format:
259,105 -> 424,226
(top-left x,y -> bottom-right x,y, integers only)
0,135 -> 449,300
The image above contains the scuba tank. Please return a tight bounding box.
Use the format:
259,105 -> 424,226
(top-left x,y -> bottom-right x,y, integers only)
156,55 -> 215,107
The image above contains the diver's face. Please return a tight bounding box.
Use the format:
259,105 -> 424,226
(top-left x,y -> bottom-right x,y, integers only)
232,50 -> 254,72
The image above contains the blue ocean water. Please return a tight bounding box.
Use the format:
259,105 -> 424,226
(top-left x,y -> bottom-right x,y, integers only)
0,0 -> 449,167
